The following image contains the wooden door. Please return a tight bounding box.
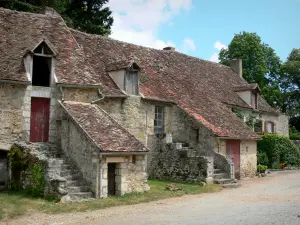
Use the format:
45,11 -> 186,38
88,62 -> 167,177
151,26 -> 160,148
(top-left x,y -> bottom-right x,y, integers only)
226,140 -> 240,179
30,97 -> 50,142
107,163 -> 116,195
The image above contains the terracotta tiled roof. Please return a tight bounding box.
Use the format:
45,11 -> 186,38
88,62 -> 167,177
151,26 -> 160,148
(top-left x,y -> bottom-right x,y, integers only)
0,8 -> 124,96
61,101 -> 149,152
71,31 -> 269,139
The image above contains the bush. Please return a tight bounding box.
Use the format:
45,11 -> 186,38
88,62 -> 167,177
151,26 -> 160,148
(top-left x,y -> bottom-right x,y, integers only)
257,164 -> 268,173
289,127 -> 300,140
257,134 -> 300,168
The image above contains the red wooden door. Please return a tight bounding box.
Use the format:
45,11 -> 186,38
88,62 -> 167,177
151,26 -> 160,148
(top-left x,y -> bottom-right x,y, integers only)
30,98 -> 50,142
226,140 -> 240,179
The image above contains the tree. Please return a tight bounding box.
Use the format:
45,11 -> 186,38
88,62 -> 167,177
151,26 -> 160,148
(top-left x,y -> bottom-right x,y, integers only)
64,0 -> 113,36
281,49 -> 300,125
0,0 -> 113,36
219,32 -> 283,108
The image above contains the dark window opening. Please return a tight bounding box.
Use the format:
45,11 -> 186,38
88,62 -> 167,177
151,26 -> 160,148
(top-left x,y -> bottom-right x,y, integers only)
32,55 -> 51,87
254,120 -> 262,133
154,106 -> 164,134
251,92 -> 258,109
132,155 -> 136,164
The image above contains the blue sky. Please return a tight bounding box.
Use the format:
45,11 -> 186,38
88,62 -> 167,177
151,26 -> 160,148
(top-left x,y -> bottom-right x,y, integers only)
108,0 -> 299,62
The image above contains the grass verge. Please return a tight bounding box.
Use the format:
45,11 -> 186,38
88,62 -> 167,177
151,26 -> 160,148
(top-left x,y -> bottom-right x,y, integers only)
0,180 -> 221,220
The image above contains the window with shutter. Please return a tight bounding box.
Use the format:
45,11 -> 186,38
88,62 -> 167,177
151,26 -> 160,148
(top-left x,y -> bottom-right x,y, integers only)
125,70 -> 139,95
267,121 -> 275,134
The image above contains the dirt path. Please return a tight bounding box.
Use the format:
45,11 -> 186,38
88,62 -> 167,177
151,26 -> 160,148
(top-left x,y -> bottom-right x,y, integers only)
3,171 -> 300,225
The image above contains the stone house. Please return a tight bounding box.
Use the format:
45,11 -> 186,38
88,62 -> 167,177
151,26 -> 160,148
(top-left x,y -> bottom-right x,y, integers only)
0,8 -> 288,197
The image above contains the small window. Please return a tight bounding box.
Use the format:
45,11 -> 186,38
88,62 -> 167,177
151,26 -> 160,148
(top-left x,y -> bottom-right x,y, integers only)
31,42 -> 54,87
251,92 -> 258,109
32,55 -> 51,87
125,70 -> 139,95
267,121 -> 274,134
154,106 -> 164,133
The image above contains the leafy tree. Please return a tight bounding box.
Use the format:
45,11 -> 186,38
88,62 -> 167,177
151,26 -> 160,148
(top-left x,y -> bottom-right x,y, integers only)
219,32 -> 283,108
0,0 -> 113,35
281,49 -> 300,118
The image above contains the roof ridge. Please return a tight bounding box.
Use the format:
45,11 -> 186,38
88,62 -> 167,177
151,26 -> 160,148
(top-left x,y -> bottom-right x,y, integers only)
0,7 -> 62,19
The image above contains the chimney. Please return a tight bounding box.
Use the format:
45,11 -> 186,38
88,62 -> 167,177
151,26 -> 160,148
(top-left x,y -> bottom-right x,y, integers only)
230,59 -> 243,78
163,46 -> 175,51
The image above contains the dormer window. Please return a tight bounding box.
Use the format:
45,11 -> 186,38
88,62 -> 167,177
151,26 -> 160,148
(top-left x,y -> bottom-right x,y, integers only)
251,91 -> 258,109
106,59 -> 140,96
233,83 -> 260,110
125,66 -> 139,95
24,40 -> 56,87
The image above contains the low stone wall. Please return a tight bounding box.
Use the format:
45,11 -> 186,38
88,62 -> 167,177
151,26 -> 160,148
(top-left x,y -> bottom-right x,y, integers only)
61,117 -> 98,195
213,151 -> 234,179
149,138 -> 211,183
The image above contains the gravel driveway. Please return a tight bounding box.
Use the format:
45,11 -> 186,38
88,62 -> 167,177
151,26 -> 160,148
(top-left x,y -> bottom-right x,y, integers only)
4,170 -> 300,225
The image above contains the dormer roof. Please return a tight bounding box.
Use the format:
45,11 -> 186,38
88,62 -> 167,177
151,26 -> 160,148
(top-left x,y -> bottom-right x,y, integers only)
232,83 -> 261,93
106,58 -> 140,72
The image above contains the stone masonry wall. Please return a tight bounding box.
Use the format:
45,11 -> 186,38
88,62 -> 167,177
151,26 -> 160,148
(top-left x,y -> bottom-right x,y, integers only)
63,88 -> 99,103
240,140 -> 257,178
149,137 -> 211,182
61,117 -> 98,195
0,84 -> 27,149
101,155 -> 149,197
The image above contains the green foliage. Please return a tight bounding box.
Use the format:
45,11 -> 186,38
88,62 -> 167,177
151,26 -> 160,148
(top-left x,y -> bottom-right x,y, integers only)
25,164 -> 45,197
8,146 -> 27,190
289,127 -> 300,140
0,0 -> 113,35
257,164 -> 268,173
219,31 -> 283,108
281,48 -> 300,117
257,151 -> 269,165
257,134 -> 300,168
8,145 -> 45,197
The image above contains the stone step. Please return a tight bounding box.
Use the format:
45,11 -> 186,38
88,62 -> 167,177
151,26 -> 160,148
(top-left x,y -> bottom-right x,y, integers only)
214,169 -> 222,173
214,178 -> 237,184
213,173 -> 228,179
60,170 -> 82,177
67,186 -> 90,193
65,174 -> 82,181
69,192 -> 93,198
66,180 -> 87,186
222,183 -> 240,188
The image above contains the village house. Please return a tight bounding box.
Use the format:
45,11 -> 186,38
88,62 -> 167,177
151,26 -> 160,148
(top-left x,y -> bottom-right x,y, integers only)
0,8 -> 288,197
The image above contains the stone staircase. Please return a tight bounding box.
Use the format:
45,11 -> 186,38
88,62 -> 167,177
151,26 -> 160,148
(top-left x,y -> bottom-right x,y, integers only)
43,145 -> 93,200
213,165 -> 240,188
16,142 -> 93,200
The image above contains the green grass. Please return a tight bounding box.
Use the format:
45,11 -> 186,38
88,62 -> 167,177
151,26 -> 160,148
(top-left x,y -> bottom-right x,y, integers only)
0,180 -> 221,220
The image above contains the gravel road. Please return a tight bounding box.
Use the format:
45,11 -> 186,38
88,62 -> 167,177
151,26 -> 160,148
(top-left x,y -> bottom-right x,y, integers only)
3,170 -> 300,225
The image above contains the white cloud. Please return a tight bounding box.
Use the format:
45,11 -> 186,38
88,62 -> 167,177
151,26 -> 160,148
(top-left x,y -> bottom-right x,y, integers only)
107,0 -> 193,50
214,41 -> 228,51
183,38 -> 196,52
209,41 -> 227,62
209,53 -> 219,63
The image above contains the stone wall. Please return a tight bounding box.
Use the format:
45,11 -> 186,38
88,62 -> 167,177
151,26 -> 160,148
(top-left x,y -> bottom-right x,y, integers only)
0,84 -> 26,149
61,117 -> 99,195
149,137 -> 212,182
277,114 -> 289,136
63,88 -> 99,103
101,155 -> 149,197
240,140 -> 257,178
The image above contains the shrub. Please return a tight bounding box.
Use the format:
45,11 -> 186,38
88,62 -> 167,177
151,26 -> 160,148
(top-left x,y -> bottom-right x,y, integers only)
257,134 -> 300,168
257,151 -> 269,165
257,164 -> 268,173
289,127 -> 300,140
